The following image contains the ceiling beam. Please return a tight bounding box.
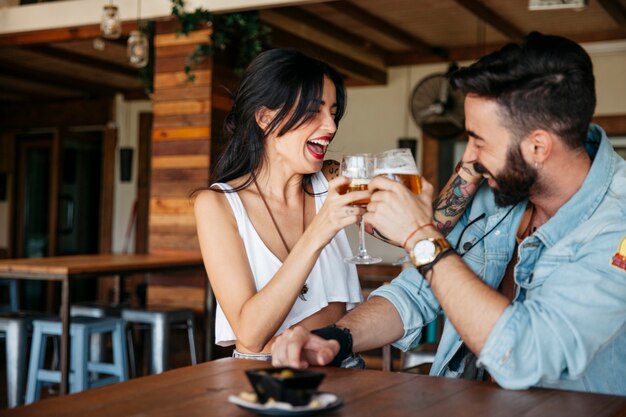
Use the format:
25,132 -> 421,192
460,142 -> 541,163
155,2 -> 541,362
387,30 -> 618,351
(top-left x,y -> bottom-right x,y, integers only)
388,42 -> 503,66
451,0 -> 525,41
324,1 -> 448,59
268,26 -> 387,85
0,22 -> 138,47
596,0 -> 626,32
388,29 -> 626,66
0,74 -> 82,97
27,45 -> 139,78
0,81 -> 74,99
260,7 -> 387,69
0,60 -> 121,97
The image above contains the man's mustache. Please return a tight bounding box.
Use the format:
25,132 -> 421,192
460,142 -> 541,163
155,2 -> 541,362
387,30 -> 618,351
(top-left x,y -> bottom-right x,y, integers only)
473,162 -> 489,175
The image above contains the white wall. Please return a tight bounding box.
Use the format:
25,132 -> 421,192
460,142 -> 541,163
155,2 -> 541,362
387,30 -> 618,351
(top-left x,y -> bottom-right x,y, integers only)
332,50 -> 626,262
112,96 -> 152,254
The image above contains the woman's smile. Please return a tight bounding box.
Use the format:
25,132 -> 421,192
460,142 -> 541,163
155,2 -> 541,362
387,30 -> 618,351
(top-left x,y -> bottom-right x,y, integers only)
306,136 -> 331,160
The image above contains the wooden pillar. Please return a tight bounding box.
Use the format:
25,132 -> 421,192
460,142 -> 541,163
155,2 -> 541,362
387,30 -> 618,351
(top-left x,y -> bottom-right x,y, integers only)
150,24 -> 212,254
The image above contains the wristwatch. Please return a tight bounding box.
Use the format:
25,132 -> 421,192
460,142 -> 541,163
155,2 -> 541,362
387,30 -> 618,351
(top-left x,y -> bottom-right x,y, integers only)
409,237 -> 453,276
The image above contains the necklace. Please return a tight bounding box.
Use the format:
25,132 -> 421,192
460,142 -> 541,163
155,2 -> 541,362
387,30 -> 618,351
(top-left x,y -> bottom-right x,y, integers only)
253,177 -> 309,301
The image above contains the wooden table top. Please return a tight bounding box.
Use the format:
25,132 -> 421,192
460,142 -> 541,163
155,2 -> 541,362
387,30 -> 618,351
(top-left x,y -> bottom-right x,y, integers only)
0,253 -> 204,277
3,358 -> 625,417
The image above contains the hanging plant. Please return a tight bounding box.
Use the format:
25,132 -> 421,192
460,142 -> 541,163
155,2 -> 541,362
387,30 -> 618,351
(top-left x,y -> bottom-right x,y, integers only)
170,0 -> 271,81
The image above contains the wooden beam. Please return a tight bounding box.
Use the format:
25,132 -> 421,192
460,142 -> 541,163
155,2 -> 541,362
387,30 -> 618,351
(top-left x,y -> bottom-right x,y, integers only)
452,0 -> 525,41
388,42 -> 503,66
387,29 -> 626,66
324,1 -> 448,59
0,22 -> 138,47
268,26 -> 387,85
593,114 -> 626,134
260,7 -> 388,69
0,76 -> 80,98
597,0 -> 626,32
28,45 -> 139,78
0,98 -> 113,129
0,60 -> 119,97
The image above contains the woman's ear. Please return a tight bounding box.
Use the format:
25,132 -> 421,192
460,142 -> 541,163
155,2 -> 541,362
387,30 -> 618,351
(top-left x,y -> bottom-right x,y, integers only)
255,107 -> 275,131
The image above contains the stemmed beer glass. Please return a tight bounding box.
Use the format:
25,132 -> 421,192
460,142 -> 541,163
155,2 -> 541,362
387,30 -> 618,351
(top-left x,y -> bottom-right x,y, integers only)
374,149 -> 421,265
339,153 -> 382,264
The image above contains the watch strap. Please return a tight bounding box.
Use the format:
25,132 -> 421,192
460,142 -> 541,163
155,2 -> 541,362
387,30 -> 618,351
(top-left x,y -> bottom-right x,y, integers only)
417,247 -> 455,277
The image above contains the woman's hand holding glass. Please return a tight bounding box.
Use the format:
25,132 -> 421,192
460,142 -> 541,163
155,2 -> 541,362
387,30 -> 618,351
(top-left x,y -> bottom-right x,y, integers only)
339,153 -> 382,264
307,176 -> 370,250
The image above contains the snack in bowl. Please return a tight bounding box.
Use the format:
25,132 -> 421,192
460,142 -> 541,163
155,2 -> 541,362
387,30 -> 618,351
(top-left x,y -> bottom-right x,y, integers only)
245,367 -> 325,406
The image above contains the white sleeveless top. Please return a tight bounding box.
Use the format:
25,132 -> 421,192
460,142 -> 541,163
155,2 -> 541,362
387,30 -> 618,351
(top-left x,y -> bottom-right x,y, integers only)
211,171 -> 362,346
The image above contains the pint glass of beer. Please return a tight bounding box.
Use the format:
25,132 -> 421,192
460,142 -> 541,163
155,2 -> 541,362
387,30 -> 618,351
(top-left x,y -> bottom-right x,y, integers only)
374,148 -> 421,264
339,153 -> 381,264
374,148 -> 421,194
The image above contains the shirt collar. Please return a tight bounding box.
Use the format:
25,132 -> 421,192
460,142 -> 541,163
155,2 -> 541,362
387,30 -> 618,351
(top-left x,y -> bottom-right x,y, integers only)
533,124 -> 614,248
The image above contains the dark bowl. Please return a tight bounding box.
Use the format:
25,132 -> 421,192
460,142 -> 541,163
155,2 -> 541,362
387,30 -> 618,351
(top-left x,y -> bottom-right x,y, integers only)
245,367 -> 325,406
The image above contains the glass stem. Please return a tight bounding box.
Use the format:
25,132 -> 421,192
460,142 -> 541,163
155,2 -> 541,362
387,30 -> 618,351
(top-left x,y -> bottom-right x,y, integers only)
358,217 -> 369,257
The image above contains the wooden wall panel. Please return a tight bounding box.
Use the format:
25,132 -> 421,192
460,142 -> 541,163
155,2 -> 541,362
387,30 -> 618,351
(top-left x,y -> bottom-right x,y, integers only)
149,24 -> 212,254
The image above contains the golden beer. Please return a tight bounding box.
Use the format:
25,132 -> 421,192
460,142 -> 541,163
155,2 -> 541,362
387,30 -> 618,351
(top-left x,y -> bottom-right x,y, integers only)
375,168 -> 421,195
337,179 -> 371,206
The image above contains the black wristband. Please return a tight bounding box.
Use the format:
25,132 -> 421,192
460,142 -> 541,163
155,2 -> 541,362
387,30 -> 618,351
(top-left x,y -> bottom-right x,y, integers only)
418,248 -> 455,279
311,324 -> 353,367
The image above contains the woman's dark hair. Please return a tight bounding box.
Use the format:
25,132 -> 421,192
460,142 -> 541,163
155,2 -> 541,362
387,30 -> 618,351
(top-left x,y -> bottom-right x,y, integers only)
450,32 -> 596,149
210,48 -> 346,191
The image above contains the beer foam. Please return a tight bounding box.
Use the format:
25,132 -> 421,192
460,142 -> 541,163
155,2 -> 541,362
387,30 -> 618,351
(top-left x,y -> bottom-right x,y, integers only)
374,167 -> 418,175
349,178 -> 371,185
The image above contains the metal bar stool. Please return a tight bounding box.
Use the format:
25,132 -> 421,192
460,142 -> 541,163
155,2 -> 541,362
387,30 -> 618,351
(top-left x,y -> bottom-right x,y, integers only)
70,302 -> 122,365
121,307 -> 197,375
25,316 -> 128,404
0,311 -> 52,408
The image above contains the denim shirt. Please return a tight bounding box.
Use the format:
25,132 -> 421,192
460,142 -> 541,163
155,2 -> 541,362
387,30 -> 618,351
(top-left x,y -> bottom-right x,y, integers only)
371,125 -> 626,395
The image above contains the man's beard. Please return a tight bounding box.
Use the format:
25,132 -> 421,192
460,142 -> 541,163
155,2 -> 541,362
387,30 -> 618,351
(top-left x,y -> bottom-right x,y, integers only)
474,145 -> 538,207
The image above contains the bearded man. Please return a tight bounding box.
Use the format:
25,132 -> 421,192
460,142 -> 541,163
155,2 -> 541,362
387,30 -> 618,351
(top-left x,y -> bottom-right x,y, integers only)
271,32 -> 626,396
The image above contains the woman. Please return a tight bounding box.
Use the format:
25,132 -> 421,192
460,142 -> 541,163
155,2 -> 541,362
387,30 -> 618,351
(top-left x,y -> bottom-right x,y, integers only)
194,49 -> 367,360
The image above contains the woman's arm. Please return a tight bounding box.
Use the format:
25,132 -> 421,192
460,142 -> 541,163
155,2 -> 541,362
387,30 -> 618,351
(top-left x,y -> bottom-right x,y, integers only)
195,179 -> 368,353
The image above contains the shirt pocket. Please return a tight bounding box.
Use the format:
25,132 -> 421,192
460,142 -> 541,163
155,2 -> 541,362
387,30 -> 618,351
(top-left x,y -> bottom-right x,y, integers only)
519,255 -> 570,291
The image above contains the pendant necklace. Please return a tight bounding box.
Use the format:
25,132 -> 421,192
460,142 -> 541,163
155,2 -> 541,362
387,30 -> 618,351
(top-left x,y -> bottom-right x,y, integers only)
253,178 -> 309,300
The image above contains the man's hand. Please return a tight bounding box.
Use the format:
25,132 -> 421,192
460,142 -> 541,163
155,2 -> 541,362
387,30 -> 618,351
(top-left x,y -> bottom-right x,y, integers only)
364,176 -> 436,249
271,326 -> 339,368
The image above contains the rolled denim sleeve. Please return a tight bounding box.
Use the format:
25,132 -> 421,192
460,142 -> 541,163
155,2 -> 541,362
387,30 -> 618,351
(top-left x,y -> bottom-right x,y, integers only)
478,230 -> 626,390
369,268 -> 441,351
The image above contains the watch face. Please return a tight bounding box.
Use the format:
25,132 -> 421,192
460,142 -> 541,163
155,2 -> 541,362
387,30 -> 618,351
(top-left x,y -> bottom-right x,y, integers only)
413,240 -> 436,264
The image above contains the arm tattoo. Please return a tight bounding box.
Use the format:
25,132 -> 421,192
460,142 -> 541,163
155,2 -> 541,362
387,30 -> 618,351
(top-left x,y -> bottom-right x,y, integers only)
432,175 -> 478,236
323,160 -> 340,178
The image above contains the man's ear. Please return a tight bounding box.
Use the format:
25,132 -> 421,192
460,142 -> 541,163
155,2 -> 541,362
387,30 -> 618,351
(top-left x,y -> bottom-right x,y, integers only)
255,107 -> 275,131
524,129 -> 553,165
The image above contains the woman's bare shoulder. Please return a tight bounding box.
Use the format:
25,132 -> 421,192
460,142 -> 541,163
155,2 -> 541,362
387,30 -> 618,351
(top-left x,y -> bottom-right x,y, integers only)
321,160 -> 340,181
194,187 -> 233,219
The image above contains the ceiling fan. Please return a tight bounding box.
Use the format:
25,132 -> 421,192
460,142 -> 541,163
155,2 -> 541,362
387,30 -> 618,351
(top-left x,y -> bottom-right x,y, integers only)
410,63 -> 465,140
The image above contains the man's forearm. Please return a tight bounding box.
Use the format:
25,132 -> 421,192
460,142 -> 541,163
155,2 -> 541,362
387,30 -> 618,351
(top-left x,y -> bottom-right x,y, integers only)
427,253 -> 509,354
336,296 -> 405,353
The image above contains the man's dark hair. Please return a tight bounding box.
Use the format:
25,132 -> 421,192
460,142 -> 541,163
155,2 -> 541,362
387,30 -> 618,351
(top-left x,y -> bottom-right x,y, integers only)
450,32 -> 596,149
